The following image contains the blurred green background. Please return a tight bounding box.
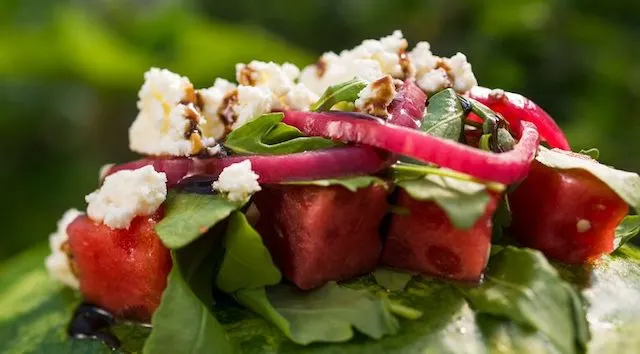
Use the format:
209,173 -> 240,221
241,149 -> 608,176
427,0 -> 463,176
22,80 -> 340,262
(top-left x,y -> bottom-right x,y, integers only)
1,0 -> 639,261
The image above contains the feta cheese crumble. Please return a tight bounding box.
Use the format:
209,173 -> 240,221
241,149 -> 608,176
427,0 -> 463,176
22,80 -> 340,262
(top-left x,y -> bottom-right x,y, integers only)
212,160 -> 261,202
236,61 -> 299,96
299,31 -> 411,96
355,75 -> 397,118
85,166 -> 167,229
45,208 -> 82,289
409,42 -> 478,94
129,68 -> 216,156
199,78 -> 237,140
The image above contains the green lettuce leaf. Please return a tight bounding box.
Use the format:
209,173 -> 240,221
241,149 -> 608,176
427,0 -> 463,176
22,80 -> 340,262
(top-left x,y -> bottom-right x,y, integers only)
216,212 -> 281,293
223,113 -> 336,155
144,247 -> 234,354
310,78 -> 368,112
421,88 -> 464,140
372,267 -> 414,292
155,192 -> 242,249
536,147 -> 640,210
614,215 -> 640,249
397,175 -> 491,229
234,282 -> 400,345
461,246 -> 585,354
284,175 -> 387,192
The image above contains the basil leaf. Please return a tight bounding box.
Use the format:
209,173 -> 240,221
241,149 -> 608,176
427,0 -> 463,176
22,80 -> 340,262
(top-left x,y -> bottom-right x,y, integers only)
144,251 -> 234,354
372,267 -> 414,291
216,212 -> 281,293
284,176 -> 387,192
155,192 -> 242,249
536,147 -> 640,210
234,282 -> 399,344
310,78 -> 368,112
224,113 -> 336,155
421,88 -> 464,140
461,247 -> 580,354
614,215 -> 640,249
397,175 -> 491,229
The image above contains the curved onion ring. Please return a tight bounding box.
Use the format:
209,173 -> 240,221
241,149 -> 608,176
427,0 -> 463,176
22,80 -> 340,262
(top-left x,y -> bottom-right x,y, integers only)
283,111 -> 540,184
468,86 -> 570,150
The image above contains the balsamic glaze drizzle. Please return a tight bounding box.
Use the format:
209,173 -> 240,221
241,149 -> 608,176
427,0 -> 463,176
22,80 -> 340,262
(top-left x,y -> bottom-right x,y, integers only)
67,303 -> 121,350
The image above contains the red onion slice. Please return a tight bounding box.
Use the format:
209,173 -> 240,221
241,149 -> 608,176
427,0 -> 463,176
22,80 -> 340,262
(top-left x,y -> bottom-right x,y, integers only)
283,111 -> 540,184
388,79 -> 426,129
468,86 -> 570,150
105,147 -> 388,187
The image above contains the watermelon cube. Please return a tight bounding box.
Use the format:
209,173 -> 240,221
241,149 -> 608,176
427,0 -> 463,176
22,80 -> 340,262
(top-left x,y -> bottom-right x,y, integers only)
382,190 -> 500,282
254,184 -> 388,290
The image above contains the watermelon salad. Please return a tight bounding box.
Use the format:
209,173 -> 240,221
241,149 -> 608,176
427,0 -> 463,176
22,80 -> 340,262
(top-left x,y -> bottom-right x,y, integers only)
38,31 -> 640,353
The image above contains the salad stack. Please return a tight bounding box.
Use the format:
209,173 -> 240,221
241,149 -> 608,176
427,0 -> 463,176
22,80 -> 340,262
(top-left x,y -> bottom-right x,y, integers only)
29,31 -> 640,353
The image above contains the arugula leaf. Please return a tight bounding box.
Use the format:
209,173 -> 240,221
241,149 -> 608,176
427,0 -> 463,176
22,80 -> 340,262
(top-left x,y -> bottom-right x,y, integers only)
536,147 -> 640,210
284,175 -> 387,192
461,246 -> 581,354
397,175 -> 491,229
421,88 -> 464,140
614,215 -> 640,249
234,282 -> 400,345
372,267 -> 414,291
155,192 -> 242,249
310,78 -> 368,111
223,113 -> 336,155
144,251 -> 234,354
216,212 -> 281,293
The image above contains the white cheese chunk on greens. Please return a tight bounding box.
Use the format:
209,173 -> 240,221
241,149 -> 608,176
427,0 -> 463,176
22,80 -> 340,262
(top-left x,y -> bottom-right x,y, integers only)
212,160 -> 261,202
45,208 -> 83,289
85,166 -> 167,229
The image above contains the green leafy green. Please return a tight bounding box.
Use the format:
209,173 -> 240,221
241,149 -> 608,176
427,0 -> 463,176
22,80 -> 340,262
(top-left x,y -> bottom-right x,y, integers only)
614,215 -> 640,249
492,194 -> 512,242
155,192 -> 242,249
216,212 -> 281,293
462,247 -> 583,354
144,251 -> 234,354
234,282 -> 400,345
536,147 -> 640,210
397,175 -> 491,229
372,267 -> 414,291
223,113 -> 336,155
284,175 -> 387,192
421,88 -> 464,140
310,78 -> 368,111
579,148 -> 600,160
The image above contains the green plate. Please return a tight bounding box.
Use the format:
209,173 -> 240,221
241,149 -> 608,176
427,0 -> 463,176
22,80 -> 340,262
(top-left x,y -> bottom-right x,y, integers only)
2,245 -> 640,353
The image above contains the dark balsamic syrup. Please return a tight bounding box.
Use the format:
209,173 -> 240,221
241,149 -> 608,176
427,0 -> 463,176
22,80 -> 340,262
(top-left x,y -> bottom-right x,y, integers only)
67,303 -> 121,350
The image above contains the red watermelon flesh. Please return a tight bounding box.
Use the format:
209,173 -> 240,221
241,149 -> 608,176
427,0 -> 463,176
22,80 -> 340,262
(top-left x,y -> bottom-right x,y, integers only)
67,212 -> 171,322
254,184 -> 389,290
382,190 -> 500,282
509,161 -> 628,264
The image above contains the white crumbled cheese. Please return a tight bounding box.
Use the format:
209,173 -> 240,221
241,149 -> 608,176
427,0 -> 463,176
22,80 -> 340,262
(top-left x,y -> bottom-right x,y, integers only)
489,88 -> 506,101
355,75 -> 397,118
212,160 -> 261,202
236,61 -> 299,96
576,219 -> 592,233
129,103 -> 206,156
445,53 -> 478,93
284,83 -> 320,111
45,209 -> 82,289
199,78 -> 237,140
410,41 -> 439,76
85,166 -> 167,229
231,86 -> 273,129
416,68 -> 451,93
98,163 -> 115,181
299,31 -> 411,96
129,68 -> 214,156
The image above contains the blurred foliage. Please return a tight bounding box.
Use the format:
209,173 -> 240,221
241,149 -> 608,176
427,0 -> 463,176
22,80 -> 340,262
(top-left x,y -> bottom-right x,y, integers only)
1,0 -> 639,260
